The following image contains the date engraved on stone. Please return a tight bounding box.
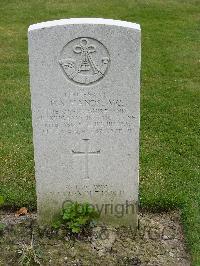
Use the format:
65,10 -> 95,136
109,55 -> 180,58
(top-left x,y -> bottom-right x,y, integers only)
59,37 -> 110,85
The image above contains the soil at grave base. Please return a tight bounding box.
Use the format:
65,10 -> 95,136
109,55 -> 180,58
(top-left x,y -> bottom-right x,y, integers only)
0,210 -> 191,266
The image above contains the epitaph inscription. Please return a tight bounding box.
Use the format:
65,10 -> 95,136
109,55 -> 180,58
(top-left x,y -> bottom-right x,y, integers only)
59,37 -> 110,85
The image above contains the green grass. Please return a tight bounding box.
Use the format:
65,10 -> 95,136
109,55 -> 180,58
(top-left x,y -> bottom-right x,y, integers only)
0,0 -> 199,264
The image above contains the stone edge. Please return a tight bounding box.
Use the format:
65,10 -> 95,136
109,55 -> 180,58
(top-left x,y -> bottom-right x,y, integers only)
28,18 -> 141,32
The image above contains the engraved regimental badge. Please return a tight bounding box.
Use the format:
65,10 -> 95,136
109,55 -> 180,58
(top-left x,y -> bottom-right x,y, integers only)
59,37 -> 110,85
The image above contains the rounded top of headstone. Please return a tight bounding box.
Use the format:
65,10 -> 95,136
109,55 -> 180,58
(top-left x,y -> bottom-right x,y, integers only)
28,18 -> 141,32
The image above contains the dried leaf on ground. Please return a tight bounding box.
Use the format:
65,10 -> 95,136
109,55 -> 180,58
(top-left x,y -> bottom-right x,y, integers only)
15,207 -> 28,217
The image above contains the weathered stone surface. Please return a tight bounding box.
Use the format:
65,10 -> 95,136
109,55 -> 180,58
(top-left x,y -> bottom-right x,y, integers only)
28,18 -> 141,226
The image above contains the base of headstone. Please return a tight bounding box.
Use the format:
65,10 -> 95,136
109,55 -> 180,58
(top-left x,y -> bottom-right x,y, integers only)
37,198 -> 138,229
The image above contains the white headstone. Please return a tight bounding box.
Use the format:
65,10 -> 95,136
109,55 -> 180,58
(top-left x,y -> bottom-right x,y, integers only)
28,18 -> 141,227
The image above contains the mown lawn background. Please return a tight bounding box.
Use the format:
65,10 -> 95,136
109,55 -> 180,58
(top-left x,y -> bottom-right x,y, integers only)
0,0 -> 199,265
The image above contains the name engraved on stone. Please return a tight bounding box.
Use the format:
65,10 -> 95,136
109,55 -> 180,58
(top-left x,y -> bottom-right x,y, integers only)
41,90 -> 136,135
72,139 -> 101,180
59,37 -> 110,85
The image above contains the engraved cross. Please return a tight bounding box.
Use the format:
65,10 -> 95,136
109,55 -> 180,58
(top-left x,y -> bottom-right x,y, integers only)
72,139 -> 100,180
